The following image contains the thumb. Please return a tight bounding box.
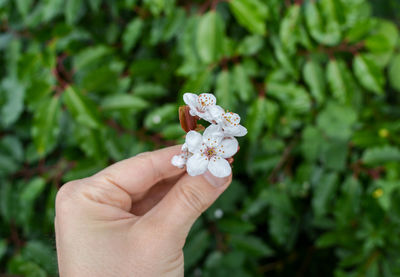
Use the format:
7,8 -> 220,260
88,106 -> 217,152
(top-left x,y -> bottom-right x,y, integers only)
144,171 -> 231,246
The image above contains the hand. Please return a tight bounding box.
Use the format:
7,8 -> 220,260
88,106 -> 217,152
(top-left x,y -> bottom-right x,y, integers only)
55,145 -> 232,277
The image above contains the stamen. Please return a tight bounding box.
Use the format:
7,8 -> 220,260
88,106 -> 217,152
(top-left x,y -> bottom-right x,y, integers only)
204,146 -> 216,158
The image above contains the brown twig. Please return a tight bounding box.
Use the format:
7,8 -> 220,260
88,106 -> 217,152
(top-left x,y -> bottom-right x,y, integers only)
198,0 -> 212,14
298,41 -> 364,58
9,221 -> 24,251
350,160 -> 385,180
360,250 -> 380,276
53,53 -> 73,96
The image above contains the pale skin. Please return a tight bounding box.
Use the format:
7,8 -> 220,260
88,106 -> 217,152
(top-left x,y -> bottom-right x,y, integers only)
55,145 -> 232,276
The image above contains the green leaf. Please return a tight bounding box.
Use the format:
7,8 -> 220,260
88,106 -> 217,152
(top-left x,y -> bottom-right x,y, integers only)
215,70 -> 236,110
143,0 -> 166,16
317,102 -> 357,140
312,172 -> 338,218
22,240 -> 57,274
217,218 -> 255,234
42,0 -> 64,23
8,254 -> 47,277
20,178 -> 46,206
230,235 -> 274,257
0,181 -> 16,221
232,64 -> 253,102
321,139 -> 348,171
303,59 -> 326,105
81,64 -> 122,93
305,0 -> 341,46
362,146 -> 400,166
374,180 -> 400,212
73,127 -> 105,159
326,59 -> 349,103
0,239 -> 7,261
32,96 -> 61,155
280,4 -> 301,54
64,86 -> 102,129
162,7 -> 186,41
269,207 -> 297,249
144,104 -> 176,131
0,135 -> 24,162
265,99 -> 278,129
88,0 -> 102,12
123,18 -> 144,53
74,45 -> 112,71
316,232 -> 339,248
65,0 -> 83,25
196,11 -> 225,64
236,35 -> 264,56
301,126 -> 324,162
160,124 -> 185,140
0,33 -> 13,50
179,69 -> 212,94
133,83 -> 167,99
101,94 -> 149,111
229,0 -> 269,35
389,54 -> 400,92
353,54 -> 384,95
0,77 -> 25,127
19,178 -> 47,228
246,97 -> 266,142
16,0 -> 34,16
365,20 -> 399,67
184,230 -> 210,270
271,36 -> 298,79
268,82 -> 311,114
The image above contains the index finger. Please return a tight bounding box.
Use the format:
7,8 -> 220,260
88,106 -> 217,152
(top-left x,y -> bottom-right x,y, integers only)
92,145 -> 184,195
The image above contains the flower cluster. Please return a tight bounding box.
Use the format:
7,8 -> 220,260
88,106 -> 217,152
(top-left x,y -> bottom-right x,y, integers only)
171,93 -> 247,178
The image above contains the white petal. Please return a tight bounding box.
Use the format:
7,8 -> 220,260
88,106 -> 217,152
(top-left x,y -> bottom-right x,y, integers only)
181,143 -> 188,151
224,125 -> 248,137
189,109 -> 197,116
185,131 -> 202,153
207,105 -> 225,123
199,111 -> 214,122
216,137 -> 238,158
203,125 -> 224,147
183,93 -> 198,107
171,155 -> 186,168
208,157 -> 231,178
186,153 -> 209,176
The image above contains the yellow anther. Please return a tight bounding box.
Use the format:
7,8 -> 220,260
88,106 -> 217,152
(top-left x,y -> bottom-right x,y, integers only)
373,188 -> 383,199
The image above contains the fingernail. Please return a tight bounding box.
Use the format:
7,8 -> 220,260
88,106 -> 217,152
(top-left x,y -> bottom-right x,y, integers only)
203,171 -> 230,187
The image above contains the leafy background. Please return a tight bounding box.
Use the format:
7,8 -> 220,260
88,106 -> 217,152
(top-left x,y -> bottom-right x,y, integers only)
0,0 -> 400,276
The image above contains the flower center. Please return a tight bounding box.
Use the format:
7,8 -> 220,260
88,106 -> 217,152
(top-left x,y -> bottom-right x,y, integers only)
222,112 -> 240,127
207,147 -> 216,157
197,94 -> 216,109
201,146 -> 217,159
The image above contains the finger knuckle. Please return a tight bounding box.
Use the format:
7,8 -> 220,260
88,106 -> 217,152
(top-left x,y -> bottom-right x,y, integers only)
85,175 -> 132,211
135,152 -> 161,183
176,184 -> 209,214
55,181 -> 80,215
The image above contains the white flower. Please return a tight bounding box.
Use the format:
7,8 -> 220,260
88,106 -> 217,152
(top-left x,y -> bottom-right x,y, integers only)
171,144 -> 190,168
185,125 -> 238,178
183,93 -> 217,122
208,105 -> 247,137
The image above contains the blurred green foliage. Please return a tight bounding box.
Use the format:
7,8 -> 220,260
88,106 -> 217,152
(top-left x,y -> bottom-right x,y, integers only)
0,0 -> 400,276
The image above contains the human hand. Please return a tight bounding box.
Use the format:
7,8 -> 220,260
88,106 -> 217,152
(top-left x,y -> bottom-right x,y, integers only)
55,145 -> 232,276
